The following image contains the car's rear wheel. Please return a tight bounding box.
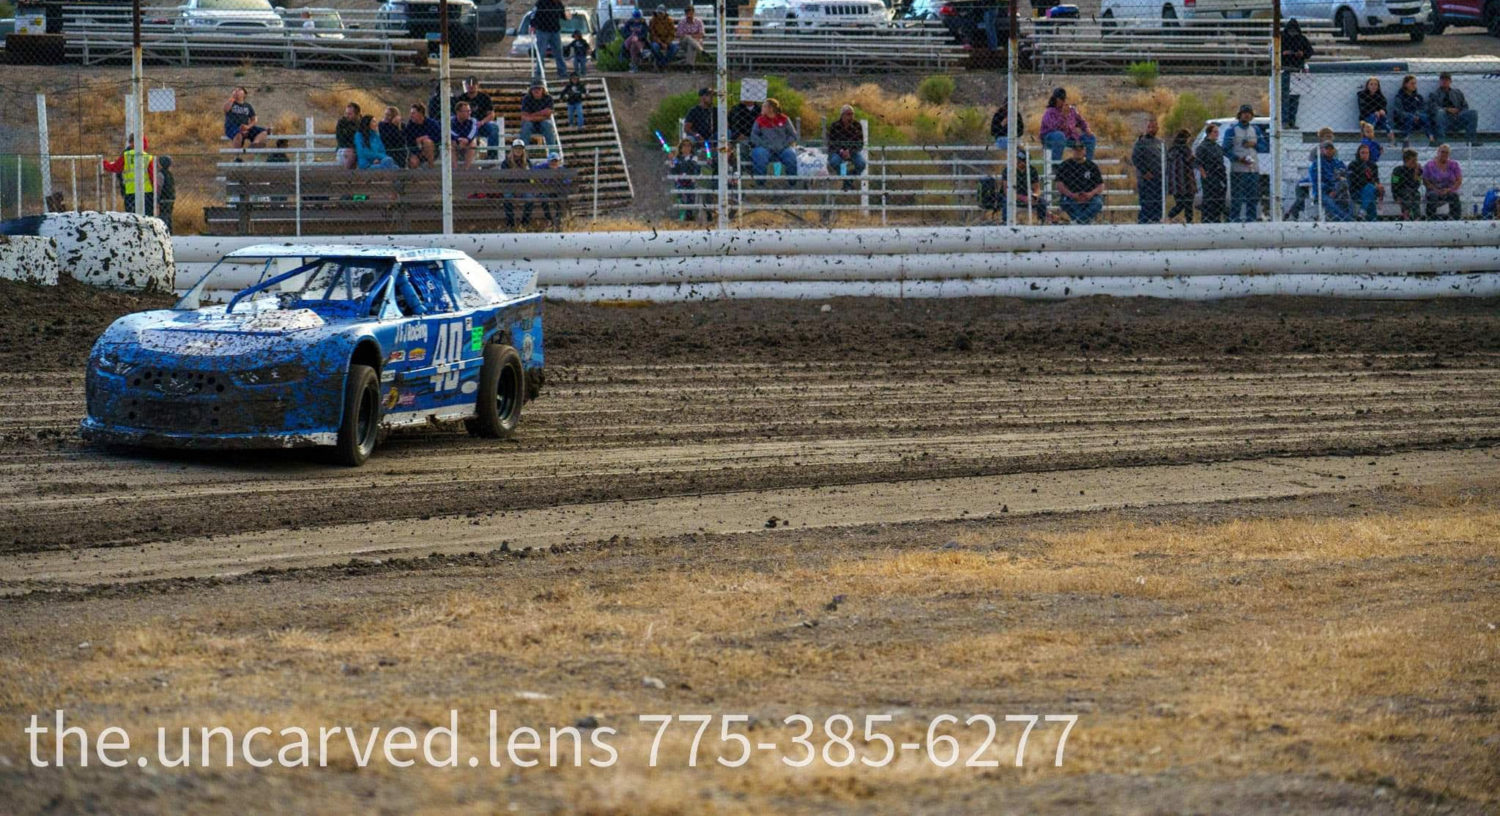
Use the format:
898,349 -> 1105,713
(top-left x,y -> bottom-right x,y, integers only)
465,344 -> 524,439
334,364 -> 380,467
1408,24 -> 1425,41
1337,8 -> 1359,42
1427,14 -> 1446,34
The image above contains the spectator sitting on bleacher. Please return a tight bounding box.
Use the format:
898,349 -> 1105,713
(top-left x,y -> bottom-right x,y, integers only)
684,88 -> 718,149
729,97 -> 760,144
1129,117 -> 1163,224
533,153 -> 564,229
1286,126 -> 1335,221
403,103 -> 442,169
451,102 -> 480,168
355,115 -> 398,169
1484,188 -> 1499,219
749,98 -> 799,185
1310,142 -> 1351,222
457,78 -> 500,161
677,5 -> 705,65
336,102 -> 361,170
1166,129 -> 1197,224
648,6 -> 678,70
427,81 -> 450,128
1393,75 -> 1435,146
1195,122 -> 1226,223
519,82 -> 560,147
501,139 -> 534,229
1055,140 -> 1104,225
564,31 -> 590,77
1346,143 -> 1383,221
1422,143 -> 1462,220
224,87 -> 269,152
561,74 -> 587,130
1356,78 -> 1393,143
266,138 -> 291,164
1040,88 -> 1095,162
621,10 -> 649,73
1429,74 -> 1479,145
990,102 -> 1022,151
1002,153 -> 1045,223
826,105 -> 866,190
1391,149 -> 1424,220
379,107 -> 407,168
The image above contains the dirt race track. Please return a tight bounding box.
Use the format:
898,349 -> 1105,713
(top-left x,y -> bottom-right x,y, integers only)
1,288 -> 1499,814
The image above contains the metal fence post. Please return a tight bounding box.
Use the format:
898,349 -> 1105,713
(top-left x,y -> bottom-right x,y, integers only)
295,159 -> 302,237
592,147 -> 600,221
440,0 -> 454,236
1160,140 -> 1167,222
1270,0 -> 1283,222
131,0 -> 145,218
1004,0 -> 1017,227
36,95 -> 52,204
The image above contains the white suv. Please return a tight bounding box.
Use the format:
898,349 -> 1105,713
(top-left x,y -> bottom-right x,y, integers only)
177,0 -> 285,31
1285,0 -> 1431,42
754,0 -> 892,29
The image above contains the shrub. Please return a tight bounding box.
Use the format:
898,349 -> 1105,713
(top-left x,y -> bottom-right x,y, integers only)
917,75 -> 956,105
943,106 -> 988,143
595,39 -> 628,72
644,76 -> 804,145
912,112 -> 940,144
1161,92 -> 1210,139
1125,61 -> 1159,89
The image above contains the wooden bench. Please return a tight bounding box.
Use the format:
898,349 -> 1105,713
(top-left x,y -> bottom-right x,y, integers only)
204,165 -> 576,235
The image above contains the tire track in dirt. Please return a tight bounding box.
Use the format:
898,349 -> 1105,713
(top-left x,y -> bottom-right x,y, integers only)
1,354 -> 1497,554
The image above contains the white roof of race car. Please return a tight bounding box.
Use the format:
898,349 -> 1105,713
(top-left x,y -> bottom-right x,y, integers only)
224,244 -> 468,263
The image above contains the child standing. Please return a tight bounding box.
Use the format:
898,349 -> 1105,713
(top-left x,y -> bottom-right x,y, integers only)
560,74 -> 587,129
562,31 -> 589,78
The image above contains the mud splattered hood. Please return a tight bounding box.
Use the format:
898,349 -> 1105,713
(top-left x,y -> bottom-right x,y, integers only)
91,303 -> 363,368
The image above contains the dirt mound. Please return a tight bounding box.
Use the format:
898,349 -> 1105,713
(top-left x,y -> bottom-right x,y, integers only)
0,278 -> 174,372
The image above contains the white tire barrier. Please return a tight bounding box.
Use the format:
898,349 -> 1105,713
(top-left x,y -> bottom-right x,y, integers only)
0,236 -> 62,286
39,212 -> 175,292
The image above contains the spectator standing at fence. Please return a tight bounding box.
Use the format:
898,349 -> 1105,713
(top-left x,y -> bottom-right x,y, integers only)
684,88 -> 718,148
336,102 -> 361,170
648,6 -> 678,69
561,74 -> 587,129
677,5 -> 705,65
519,82 -> 560,147
1346,143 -> 1383,221
621,10 -> 649,73
563,30 -> 590,77
224,87 -> 269,152
1165,129 -> 1197,224
1195,122 -> 1226,223
1422,144 -> 1462,220
729,96 -> 761,143
1055,140 -> 1104,225
826,105 -> 866,190
1390,148 -> 1424,220
1428,73 -> 1479,145
355,115 -> 397,169
1040,89 -> 1095,163
1222,105 -> 1267,223
450,102 -> 480,168
1356,77 -> 1393,143
1129,118 -> 1164,224
155,156 -> 175,234
1393,75 -> 1435,145
1310,142 -> 1352,222
1287,126 -> 1335,220
103,136 -> 155,216
990,102 -> 1022,151
404,103 -> 441,168
669,138 -> 702,222
457,78 -> 500,161
532,0 -> 570,79
750,98 -> 799,184
1280,19 -> 1312,129
378,107 -> 407,168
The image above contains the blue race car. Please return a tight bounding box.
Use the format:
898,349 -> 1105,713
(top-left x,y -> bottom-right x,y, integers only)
83,244 -> 544,466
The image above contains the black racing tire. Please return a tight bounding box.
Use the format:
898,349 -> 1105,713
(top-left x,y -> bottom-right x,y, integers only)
1408,24 -> 1425,41
1489,1 -> 1500,36
1337,8 -> 1359,42
465,344 -> 524,439
1427,14 -> 1446,35
334,364 -> 380,467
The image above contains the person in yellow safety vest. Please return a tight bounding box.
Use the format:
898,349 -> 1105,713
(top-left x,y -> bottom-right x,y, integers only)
102,135 -> 157,216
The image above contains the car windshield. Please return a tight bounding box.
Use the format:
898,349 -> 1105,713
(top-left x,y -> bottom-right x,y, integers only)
561,12 -> 590,32
198,0 -> 274,10
288,259 -> 392,304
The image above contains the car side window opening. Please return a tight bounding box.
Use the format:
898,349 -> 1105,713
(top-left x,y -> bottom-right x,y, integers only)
445,259 -> 504,309
402,261 -> 459,314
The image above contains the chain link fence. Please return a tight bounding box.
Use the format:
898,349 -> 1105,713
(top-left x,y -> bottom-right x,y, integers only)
2,0 -> 1497,233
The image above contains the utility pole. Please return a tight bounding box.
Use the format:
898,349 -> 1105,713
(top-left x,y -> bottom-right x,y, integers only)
715,0 -> 729,229
1270,0 -> 1283,221
131,0 -> 145,218
1004,0 -> 1017,227
440,0 -> 454,235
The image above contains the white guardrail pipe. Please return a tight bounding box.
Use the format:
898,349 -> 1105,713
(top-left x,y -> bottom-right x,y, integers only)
173,222 -> 1500,300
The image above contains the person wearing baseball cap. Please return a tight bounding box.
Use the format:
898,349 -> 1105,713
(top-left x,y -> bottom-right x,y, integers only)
683,87 -> 718,148
1055,139 -> 1104,225
648,5 -> 678,70
518,82 -> 558,147
1221,104 -> 1267,222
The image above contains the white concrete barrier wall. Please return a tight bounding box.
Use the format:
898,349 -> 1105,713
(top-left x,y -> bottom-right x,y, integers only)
41,212 -> 175,292
173,222 -> 1500,300
0,236 -> 62,286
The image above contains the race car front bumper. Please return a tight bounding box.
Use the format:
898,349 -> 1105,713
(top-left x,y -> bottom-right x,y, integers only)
80,417 -> 336,450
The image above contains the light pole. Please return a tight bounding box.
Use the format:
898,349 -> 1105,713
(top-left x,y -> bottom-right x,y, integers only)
131,0 -> 145,218
715,0 -> 729,230
440,0 -> 455,235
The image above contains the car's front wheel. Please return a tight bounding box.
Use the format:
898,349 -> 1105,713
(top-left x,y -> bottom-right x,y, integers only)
1337,8 -> 1359,42
334,364 -> 380,466
465,344 -> 524,439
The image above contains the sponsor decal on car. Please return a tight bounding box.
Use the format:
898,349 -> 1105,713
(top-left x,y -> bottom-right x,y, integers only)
396,323 -> 428,344
398,392 -> 416,407
409,347 -> 427,362
388,349 -> 407,363
470,327 -> 483,352
384,387 -> 400,409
